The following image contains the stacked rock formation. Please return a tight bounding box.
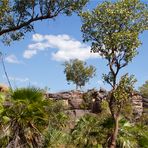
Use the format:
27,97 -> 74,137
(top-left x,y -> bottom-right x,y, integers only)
47,90 -> 84,109
46,90 -> 88,129
142,97 -> 148,114
1,84 -> 145,120
131,91 -> 143,118
46,88 -> 145,120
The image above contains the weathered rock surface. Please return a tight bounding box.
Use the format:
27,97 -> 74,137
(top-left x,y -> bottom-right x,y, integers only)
143,97 -> 148,114
47,90 -> 84,109
47,90 -> 83,100
131,91 -> 143,118
47,88 -> 145,119
1,84 -> 146,119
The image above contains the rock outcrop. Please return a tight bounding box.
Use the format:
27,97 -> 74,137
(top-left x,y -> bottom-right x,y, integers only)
47,90 -> 84,109
131,91 -> 143,118
47,88 -> 108,111
142,97 -> 148,114
46,88 -> 145,120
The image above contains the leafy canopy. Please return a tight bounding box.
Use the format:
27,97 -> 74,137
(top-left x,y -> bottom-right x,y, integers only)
81,0 -> 148,147
0,0 -> 88,44
81,0 -> 148,87
110,74 -> 136,118
64,59 -> 96,89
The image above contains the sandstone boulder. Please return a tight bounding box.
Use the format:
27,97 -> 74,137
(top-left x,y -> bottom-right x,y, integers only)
131,92 -> 143,118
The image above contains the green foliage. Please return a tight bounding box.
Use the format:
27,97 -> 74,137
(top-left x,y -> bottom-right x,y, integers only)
138,113 -> 148,127
0,87 -> 68,147
71,113 -> 148,148
71,114 -> 112,148
101,100 -> 110,114
0,88 -> 148,147
71,101 -> 112,147
0,87 -> 48,147
0,0 -> 147,146
0,0 -> 8,21
81,89 -> 97,109
81,0 -> 148,54
81,0 -> 148,87
0,92 -> 6,115
117,119 -> 148,148
139,80 -> 148,98
12,87 -> 44,102
108,74 -> 136,119
64,59 -> 96,89
0,0 -> 88,44
117,119 -> 138,148
80,1 -> 148,146
113,74 -> 136,106
43,128 -> 70,148
42,100 -> 69,147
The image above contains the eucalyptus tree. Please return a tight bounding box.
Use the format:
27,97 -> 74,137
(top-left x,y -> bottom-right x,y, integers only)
81,0 -> 148,147
64,59 -> 96,90
0,0 -> 88,44
0,0 -> 88,93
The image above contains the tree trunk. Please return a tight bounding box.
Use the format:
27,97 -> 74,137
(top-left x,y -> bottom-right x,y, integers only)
109,116 -> 119,148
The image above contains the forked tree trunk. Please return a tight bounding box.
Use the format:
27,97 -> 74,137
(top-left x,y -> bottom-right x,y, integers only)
109,115 -> 119,148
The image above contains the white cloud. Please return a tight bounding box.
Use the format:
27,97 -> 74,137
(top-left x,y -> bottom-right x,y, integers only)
23,50 -> 37,59
23,33 -> 100,61
5,54 -> 21,64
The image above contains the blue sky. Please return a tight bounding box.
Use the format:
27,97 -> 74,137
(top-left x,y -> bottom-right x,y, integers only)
0,0 -> 148,92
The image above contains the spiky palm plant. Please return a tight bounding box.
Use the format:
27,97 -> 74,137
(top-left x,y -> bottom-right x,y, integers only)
117,119 -> 138,148
71,113 -> 113,148
0,87 -> 69,148
42,100 -> 69,147
0,87 -> 50,147
117,119 -> 148,148
70,106 -> 148,148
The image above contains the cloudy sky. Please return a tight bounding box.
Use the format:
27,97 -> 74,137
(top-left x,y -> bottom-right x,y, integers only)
0,0 -> 148,92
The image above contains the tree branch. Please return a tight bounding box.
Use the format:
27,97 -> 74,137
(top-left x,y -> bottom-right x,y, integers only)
0,7 -> 63,36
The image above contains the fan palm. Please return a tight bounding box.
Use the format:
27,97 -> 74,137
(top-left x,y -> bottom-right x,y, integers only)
0,87 -> 51,147
117,119 -> 148,148
42,100 -> 69,147
71,108 -> 148,148
0,87 -> 69,148
71,113 -> 113,148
